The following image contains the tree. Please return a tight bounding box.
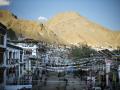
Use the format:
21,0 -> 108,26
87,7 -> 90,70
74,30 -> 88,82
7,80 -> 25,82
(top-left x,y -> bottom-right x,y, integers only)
7,28 -> 18,40
112,46 -> 120,55
70,44 -> 96,59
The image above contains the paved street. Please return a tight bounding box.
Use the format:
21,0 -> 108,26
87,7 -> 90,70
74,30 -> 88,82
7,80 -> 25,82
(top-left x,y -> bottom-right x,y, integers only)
32,72 -> 87,90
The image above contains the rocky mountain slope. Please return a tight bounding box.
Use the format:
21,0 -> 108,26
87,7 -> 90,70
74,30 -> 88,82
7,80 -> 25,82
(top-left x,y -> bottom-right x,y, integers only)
46,12 -> 120,48
0,10 -> 120,48
0,10 -> 60,43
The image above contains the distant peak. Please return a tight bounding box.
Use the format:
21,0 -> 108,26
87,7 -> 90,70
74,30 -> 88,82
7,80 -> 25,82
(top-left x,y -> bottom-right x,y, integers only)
57,11 -> 80,16
47,11 -> 85,24
52,12 -> 81,18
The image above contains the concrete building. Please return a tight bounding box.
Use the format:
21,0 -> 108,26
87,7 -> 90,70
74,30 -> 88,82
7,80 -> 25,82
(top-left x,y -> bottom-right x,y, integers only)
16,39 -> 39,73
6,43 -> 24,84
45,44 -> 72,66
0,23 -> 7,90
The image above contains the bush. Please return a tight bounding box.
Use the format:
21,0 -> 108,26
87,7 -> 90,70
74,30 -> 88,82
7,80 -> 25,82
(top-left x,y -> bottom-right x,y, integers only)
70,44 -> 96,59
112,46 -> 120,55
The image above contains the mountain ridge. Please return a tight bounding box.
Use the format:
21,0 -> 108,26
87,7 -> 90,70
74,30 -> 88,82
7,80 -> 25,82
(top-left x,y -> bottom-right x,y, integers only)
0,10 -> 120,48
46,12 -> 120,48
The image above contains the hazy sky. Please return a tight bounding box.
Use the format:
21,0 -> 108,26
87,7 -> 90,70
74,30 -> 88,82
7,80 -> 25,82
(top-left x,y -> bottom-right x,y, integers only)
0,0 -> 120,31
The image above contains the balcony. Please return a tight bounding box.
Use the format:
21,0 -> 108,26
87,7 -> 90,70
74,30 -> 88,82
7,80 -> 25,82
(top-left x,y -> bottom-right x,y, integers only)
6,76 -> 19,85
24,55 -> 37,60
7,59 -> 19,67
24,55 -> 30,60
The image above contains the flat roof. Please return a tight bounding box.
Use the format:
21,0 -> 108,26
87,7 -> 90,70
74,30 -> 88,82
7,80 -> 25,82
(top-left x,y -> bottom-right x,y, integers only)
7,43 -> 23,50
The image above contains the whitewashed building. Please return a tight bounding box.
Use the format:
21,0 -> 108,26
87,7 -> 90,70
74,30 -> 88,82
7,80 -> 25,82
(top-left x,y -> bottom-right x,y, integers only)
42,43 -> 72,66
0,23 -> 7,90
16,40 -> 38,73
6,43 -> 24,84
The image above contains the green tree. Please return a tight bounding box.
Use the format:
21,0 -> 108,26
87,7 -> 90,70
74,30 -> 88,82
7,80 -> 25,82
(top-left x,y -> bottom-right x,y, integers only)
70,44 -> 96,59
112,46 -> 120,55
7,28 -> 18,40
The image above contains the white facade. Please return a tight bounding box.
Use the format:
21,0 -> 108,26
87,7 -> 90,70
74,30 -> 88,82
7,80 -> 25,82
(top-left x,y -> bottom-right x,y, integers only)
44,44 -> 72,66
0,23 -> 7,90
17,43 -> 37,56
16,43 -> 38,73
6,43 -> 24,84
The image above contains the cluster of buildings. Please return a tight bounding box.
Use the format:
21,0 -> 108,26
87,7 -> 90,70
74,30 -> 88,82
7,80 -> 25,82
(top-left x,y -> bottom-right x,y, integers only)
0,23 -> 42,90
0,23 -> 7,90
43,44 -> 72,66
2,21 -> 119,90
0,23 -> 25,89
0,23 -> 73,89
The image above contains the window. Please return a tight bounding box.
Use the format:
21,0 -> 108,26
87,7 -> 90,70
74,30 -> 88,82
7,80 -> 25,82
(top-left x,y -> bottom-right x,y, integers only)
20,64 -> 22,74
20,53 -> 22,62
9,52 -> 12,59
13,52 -> 15,59
24,49 -> 32,55
20,51 -> 23,61
0,34 -> 4,45
9,52 -> 12,64
0,68 -> 4,84
0,51 -> 3,64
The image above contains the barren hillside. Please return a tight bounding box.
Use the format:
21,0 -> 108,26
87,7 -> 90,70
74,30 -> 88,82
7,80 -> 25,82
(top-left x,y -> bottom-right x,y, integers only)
0,10 -> 120,48
47,12 -> 120,48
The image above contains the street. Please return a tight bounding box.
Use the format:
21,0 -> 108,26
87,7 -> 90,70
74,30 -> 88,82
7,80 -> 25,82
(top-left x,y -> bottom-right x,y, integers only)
32,72 -> 87,90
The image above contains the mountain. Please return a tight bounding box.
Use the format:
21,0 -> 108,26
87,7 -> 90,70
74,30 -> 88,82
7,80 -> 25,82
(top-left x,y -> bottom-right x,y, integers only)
46,12 -> 120,48
0,10 -> 120,48
0,10 -> 60,43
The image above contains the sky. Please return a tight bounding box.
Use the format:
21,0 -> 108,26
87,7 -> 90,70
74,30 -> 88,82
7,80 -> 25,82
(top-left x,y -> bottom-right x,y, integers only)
0,0 -> 120,31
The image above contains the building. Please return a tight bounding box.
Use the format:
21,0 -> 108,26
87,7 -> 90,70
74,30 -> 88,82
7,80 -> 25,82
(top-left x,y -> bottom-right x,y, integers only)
6,43 -> 24,84
45,44 -> 72,66
16,39 -> 39,73
0,23 -> 7,90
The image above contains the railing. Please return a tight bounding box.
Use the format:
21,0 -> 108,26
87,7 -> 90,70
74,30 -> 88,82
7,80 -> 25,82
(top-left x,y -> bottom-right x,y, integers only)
24,55 -> 37,60
7,59 -> 19,65
6,78 -> 17,85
